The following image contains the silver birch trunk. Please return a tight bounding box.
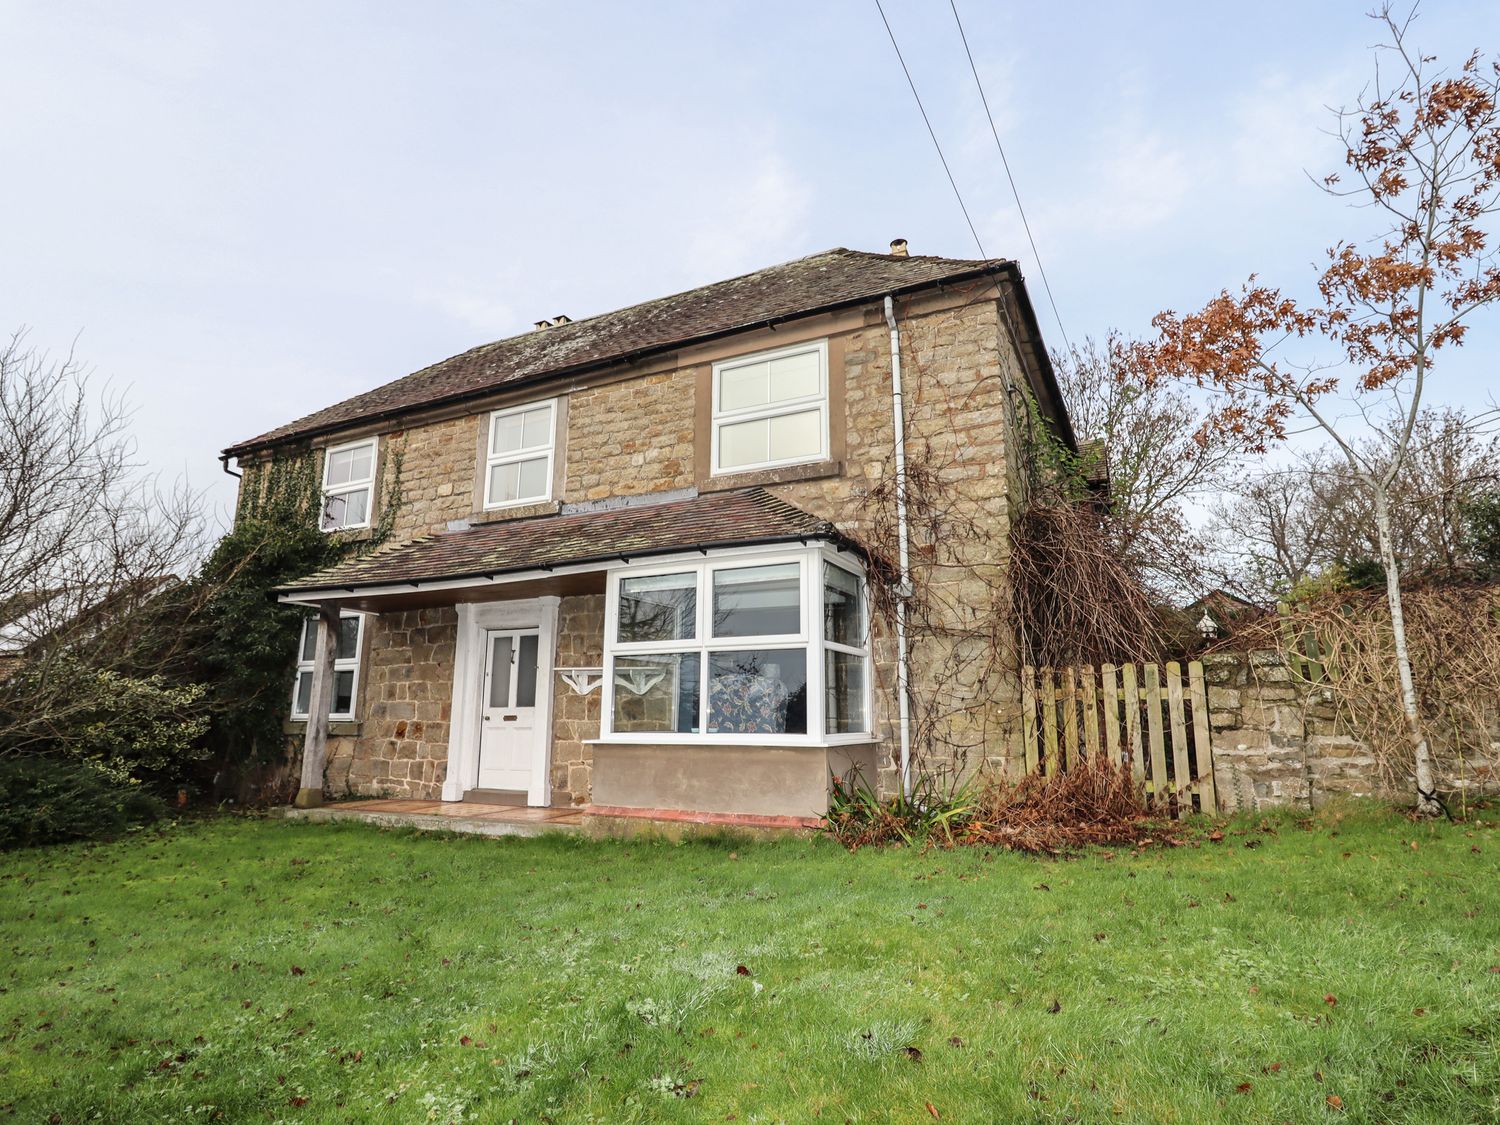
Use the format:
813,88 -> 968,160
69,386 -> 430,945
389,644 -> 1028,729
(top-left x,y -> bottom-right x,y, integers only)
1372,487 -> 1442,817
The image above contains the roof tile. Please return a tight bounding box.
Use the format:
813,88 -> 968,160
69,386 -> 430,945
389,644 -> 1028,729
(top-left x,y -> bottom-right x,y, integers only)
228,248 -> 1004,456
278,488 -> 852,594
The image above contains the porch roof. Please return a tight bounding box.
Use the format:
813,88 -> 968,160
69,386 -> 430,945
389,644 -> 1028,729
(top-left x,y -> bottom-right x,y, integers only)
276,488 -> 862,598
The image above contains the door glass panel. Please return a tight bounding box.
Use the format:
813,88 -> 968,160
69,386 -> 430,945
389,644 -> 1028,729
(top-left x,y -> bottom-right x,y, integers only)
515,634 -> 539,708
294,671 -> 312,715
299,620 -> 317,661
488,635 -> 513,708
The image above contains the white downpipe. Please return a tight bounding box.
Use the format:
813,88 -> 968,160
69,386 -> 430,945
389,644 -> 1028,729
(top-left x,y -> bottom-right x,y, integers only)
884,295 -> 914,799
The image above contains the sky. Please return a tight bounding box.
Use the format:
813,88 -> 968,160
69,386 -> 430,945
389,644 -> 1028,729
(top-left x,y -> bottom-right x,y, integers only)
4,0 -> 1500,525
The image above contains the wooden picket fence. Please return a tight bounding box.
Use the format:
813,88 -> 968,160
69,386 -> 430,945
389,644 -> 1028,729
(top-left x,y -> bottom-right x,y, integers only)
1020,661 -> 1218,818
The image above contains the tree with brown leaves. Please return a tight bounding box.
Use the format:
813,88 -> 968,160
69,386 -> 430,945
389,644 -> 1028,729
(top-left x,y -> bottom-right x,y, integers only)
1118,5 -> 1500,817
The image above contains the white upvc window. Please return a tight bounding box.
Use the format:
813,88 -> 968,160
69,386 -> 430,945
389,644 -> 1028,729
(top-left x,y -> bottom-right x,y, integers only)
711,340 -> 829,475
484,399 -> 557,509
320,438 -> 377,532
600,543 -> 871,745
290,613 -> 365,720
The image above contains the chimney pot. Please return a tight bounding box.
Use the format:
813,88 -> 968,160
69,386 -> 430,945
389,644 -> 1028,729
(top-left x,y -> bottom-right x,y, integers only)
889,238 -> 909,257
533,319 -> 552,330
552,314 -> 572,324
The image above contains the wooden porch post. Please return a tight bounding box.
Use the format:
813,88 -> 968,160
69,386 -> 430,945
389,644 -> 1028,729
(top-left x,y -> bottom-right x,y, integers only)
293,604 -> 340,809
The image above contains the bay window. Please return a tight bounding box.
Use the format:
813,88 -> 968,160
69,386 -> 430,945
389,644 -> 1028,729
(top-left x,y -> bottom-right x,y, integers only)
602,546 -> 869,743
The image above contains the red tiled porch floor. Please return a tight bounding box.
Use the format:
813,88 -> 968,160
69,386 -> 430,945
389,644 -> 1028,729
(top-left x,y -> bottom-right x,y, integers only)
279,798 -> 583,838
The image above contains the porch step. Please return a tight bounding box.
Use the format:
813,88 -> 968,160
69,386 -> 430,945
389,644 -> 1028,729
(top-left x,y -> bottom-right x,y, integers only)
462,788 -> 528,806
274,800 -> 583,839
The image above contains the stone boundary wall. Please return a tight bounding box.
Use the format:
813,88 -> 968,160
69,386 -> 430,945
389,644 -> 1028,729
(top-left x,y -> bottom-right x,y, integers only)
1201,649 -> 1499,812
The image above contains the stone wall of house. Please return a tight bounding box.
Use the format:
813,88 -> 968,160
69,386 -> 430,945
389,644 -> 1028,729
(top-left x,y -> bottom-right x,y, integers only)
323,607 -> 457,800
566,373 -> 696,502
551,594 -> 605,806
772,299 -> 1026,790
262,287 -> 1037,804
1201,649 -> 1499,811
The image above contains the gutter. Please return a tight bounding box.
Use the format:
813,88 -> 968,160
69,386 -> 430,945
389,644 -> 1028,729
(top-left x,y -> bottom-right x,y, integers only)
883,295 -> 914,801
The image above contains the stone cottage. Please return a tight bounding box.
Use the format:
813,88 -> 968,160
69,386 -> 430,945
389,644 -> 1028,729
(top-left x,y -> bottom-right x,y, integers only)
221,244 -> 1075,824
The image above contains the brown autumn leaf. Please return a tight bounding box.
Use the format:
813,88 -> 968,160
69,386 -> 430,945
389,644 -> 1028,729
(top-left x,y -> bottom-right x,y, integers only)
1047,998 -> 1062,1014
735,965 -> 751,976
1235,1082 -> 1253,1094
289,1096 -> 308,1107
1326,1094 -> 1344,1111
925,1102 -> 940,1119
289,966 -> 305,976
1208,831 -> 1225,843
459,1036 -> 472,1046
901,1046 -> 923,1062
947,1036 -> 965,1048
1324,994 -> 1338,1006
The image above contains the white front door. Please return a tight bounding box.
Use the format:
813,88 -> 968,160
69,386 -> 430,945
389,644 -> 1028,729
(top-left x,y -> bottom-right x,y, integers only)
476,628 -> 542,791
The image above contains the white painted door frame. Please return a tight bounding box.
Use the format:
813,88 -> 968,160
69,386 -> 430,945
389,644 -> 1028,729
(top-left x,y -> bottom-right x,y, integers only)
443,596 -> 559,805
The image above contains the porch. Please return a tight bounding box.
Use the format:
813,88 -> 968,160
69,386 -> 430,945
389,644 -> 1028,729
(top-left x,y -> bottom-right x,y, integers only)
277,489 -> 882,820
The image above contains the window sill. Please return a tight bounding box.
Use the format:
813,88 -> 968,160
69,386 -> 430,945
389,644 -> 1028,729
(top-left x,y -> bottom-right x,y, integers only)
284,719 -> 363,737
586,735 -> 876,749
700,459 -> 842,493
323,526 -> 375,543
472,499 -> 561,524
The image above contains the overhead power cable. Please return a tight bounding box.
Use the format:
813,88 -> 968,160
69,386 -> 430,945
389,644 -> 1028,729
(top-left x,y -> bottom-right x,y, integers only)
873,0 -> 990,262
948,0 -> 1074,354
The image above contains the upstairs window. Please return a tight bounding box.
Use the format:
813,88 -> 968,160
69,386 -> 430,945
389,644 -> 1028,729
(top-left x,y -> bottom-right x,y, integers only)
485,400 -> 556,509
711,341 -> 829,474
290,613 -> 365,720
321,439 -> 376,531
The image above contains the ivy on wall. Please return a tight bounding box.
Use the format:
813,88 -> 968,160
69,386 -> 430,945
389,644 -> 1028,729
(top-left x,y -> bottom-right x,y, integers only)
197,443 -> 406,777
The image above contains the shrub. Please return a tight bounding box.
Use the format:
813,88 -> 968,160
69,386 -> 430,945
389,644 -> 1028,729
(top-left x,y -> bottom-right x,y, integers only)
0,756 -> 165,849
825,770 -> 977,850
827,756 -> 1157,854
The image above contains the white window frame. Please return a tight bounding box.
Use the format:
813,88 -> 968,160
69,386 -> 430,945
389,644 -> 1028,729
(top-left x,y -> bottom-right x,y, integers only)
320,438 -> 377,532
598,542 -> 872,746
483,398 -> 557,510
290,612 -> 365,721
710,339 -> 829,476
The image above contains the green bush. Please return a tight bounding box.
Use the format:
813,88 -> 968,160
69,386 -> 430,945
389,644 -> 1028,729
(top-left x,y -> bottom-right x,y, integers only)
0,756 -> 165,849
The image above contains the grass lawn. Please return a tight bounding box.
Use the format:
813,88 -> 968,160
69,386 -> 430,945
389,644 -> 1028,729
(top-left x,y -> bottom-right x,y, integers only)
1,806 -> 1497,1123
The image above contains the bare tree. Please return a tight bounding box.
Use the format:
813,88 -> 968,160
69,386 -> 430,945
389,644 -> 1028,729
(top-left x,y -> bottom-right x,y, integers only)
1212,406 -> 1500,599
1120,7 -> 1500,815
1053,336 -> 1239,596
0,330 -> 208,758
